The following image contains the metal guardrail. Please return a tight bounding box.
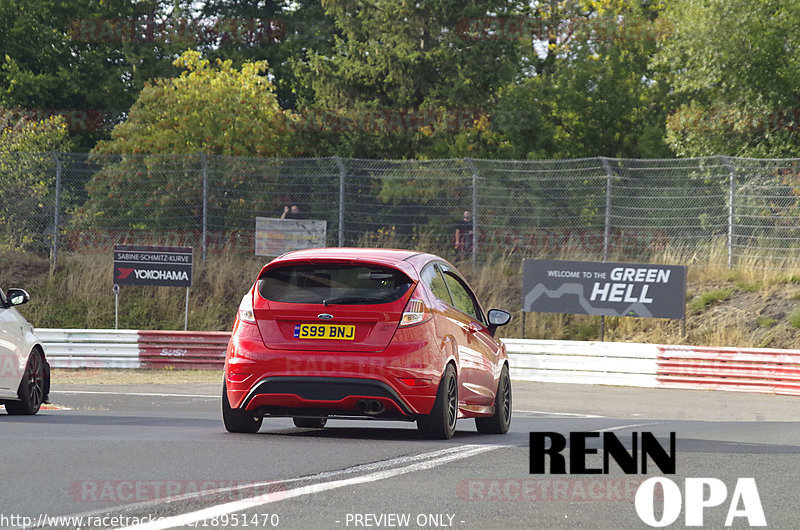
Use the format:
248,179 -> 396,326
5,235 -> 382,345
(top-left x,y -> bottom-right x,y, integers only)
35,329 -> 800,397
503,338 -> 659,387
657,345 -> 800,396
36,328 -> 141,369
138,330 -> 230,369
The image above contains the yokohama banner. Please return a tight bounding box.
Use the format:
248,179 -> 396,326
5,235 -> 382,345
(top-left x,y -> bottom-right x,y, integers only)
113,245 -> 193,287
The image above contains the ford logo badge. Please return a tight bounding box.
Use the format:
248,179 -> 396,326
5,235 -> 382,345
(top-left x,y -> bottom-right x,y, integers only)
318,313 -> 334,320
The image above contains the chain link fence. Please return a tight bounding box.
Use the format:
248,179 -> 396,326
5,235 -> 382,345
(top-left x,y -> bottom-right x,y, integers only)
3,152 -> 800,268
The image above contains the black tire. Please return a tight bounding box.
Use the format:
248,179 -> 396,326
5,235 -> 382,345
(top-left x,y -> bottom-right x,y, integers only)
417,364 -> 458,439
293,417 -> 328,428
475,365 -> 512,434
5,349 -> 46,416
222,382 -> 263,433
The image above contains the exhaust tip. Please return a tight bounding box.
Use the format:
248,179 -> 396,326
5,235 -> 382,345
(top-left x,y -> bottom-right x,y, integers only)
357,399 -> 385,415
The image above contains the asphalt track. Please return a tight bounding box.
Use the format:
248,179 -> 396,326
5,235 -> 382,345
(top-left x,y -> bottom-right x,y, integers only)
1,381 -> 799,529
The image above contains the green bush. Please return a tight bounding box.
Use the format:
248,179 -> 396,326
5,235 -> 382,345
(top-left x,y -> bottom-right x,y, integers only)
688,288 -> 734,312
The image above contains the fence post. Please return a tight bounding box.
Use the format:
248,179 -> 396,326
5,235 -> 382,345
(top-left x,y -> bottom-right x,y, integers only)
50,152 -> 62,269
600,157 -> 614,262
599,157 -> 616,342
200,153 -> 208,262
334,156 -> 346,247
464,158 -> 479,269
720,156 -> 736,268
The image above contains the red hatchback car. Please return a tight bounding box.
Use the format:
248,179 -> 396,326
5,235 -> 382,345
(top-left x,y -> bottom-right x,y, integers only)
222,248 -> 512,439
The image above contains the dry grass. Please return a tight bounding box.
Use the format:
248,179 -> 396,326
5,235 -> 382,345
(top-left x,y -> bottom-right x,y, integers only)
3,251 -> 264,331
7,239 -> 800,348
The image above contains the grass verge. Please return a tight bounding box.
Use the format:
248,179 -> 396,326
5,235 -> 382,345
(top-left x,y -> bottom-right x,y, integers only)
7,241 -> 800,349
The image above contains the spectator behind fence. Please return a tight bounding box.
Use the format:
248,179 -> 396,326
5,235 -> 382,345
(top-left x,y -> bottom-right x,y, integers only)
280,204 -> 306,220
454,210 -> 474,253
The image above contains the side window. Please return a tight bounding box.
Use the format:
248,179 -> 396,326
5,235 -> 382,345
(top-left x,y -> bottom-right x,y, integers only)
442,271 -> 483,323
420,264 -> 451,304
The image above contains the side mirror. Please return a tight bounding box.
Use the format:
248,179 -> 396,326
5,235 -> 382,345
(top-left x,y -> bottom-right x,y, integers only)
486,308 -> 512,336
5,288 -> 30,307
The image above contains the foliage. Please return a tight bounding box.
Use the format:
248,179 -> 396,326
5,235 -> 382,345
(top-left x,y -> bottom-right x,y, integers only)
0,0 -> 188,151
291,0 -> 523,158
0,114 -> 71,152
79,51 -> 298,230
0,0 -> 340,152
93,50 -> 295,156
194,0 -> 339,111
656,0 -> 800,157
0,115 -> 71,251
423,114 -> 515,159
755,316 -> 777,328
688,288 -> 734,313
788,309 -> 800,329
4,0 -> 800,163
494,1 -> 672,159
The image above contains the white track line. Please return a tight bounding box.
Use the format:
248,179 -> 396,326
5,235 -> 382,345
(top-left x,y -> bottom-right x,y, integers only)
592,422 -> 663,433
25,446 -> 495,529
116,444 -> 500,530
514,409 -> 604,418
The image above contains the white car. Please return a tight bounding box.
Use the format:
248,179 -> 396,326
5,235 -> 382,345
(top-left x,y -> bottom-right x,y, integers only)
0,288 -> 49,415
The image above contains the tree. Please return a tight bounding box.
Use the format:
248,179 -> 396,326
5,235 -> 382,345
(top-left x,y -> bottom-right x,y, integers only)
93,50 -> 295,156
291,0 -> 524,158
655,0 -> 800,157
0,1 -> 342,151
0,115 -> 71,251
0,0 -> 189,151
492,1 -> 672,159
194,0 -> 339,110
80,51 -> 298,231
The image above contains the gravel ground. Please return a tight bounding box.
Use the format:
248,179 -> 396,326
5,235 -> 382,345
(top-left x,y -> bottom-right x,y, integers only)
51,368 -> 223,385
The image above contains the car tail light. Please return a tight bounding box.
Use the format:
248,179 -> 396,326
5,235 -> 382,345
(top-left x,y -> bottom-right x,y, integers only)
399,377 -> 431,387
399,291 -> 432,327
237,291 -> 256,324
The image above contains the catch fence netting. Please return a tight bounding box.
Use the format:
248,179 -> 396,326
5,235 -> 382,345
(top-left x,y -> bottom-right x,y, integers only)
3,153 -> 800,268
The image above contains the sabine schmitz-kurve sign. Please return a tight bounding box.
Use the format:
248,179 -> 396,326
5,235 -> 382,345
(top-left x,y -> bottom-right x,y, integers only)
113,245 -> 193,287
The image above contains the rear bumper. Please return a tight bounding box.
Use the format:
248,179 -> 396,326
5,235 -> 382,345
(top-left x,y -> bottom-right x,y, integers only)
241,376 -> 416,420
225,322 -> 442,416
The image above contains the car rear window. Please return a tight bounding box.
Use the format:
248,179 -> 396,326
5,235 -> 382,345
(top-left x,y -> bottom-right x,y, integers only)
258,264 -> 413,304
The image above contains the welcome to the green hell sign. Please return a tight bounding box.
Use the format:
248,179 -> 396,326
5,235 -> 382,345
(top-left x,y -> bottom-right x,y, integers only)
523,259 -> 687,319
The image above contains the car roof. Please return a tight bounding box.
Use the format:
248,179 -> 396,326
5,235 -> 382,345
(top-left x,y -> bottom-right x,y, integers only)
262,248 -> 441,280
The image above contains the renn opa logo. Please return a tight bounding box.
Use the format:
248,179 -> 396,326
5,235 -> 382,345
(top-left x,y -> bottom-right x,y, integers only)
530,432 -> 766,527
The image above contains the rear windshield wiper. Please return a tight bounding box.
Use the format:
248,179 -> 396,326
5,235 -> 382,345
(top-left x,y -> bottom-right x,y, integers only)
322,296 -> 388,306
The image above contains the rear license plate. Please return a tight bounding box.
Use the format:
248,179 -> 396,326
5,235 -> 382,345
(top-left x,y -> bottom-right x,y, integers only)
293,324 -> 355,340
